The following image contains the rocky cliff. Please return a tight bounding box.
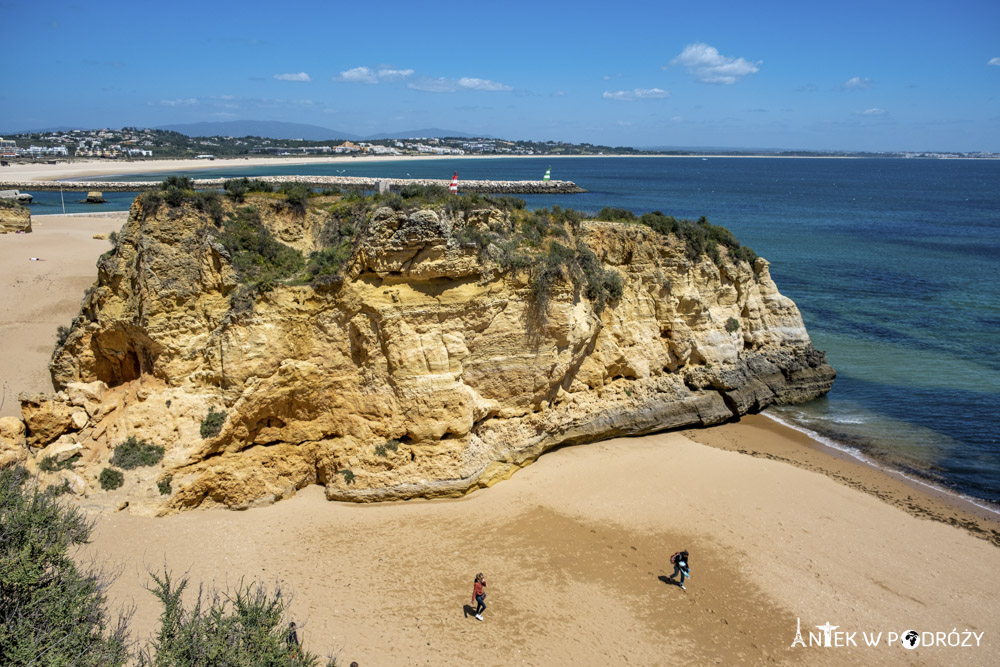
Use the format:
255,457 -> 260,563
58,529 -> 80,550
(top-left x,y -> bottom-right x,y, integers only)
4,187 -> 834,513
0,200 -> 31,233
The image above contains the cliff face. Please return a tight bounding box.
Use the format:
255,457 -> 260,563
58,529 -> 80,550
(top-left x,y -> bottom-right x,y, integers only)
16,193 -> 833,513
0,202 -> 31,233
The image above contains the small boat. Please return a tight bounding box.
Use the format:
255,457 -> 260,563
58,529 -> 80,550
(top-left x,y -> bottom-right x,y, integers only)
543,166 -> 551,182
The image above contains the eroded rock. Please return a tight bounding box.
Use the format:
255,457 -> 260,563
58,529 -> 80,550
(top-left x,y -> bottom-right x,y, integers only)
24,194 -> 834,514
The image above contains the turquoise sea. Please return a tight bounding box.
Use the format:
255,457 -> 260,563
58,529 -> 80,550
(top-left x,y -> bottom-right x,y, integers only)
25,156 -> 1000,509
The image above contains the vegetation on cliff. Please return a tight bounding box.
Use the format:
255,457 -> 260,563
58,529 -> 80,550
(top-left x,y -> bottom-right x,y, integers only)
134,178 -> 754,319
0,197 -> 28,211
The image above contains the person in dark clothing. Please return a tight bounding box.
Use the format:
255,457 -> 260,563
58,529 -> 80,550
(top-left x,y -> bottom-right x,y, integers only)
286,621 -> 300,656
668,550 -> 691,590
472,573 -> 487,621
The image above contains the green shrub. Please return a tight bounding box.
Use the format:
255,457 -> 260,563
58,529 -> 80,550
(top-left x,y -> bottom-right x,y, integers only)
200,406 -> 226,439
109,436 -> 164,470
140,189 -> 163,214
633,212 -> 756,267
218,206 -> 305,293
44,479 -> 72,497
385,439 -> 400,452
374,444 -> 387,457
163,185 -> 186,207
246,178 -> 274,194
374,192 -> 404,211
162,175 -> 194,190
725,317 -> 740,333
39,453 -> 80,472
223,177 -> 250,202
157,475 -> 172,496
193,190 -> 224,224
278,183 -> 311,214
0,467 -> 130,665
531,241 -> 575,306
138,570 -> 328,666
339,469 -> 355,485
305,243 -> 351,282
596,207 -> 637,222
99,467 -> 124,491
400,183 -> 449,200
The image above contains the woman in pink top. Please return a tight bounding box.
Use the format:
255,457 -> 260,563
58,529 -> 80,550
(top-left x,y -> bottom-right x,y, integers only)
471,573 -> 487,621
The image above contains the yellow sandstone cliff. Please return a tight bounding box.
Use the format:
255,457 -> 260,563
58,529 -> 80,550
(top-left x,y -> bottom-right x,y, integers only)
4,190 -> 834,514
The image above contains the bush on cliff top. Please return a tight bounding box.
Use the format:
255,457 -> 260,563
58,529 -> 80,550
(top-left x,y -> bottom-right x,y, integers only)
598,207 -> 757,266
218,206 -> 305,292
200,188 -> 749,316
0,197 -> 26,210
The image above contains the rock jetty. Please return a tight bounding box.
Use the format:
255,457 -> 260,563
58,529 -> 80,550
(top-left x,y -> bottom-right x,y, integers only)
0,176 -> 585,194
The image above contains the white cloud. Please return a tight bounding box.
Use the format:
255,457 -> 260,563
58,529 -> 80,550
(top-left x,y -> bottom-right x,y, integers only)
408,76 -> 513,93
989,57 -> 1000,67
602,88 -> 669,101
336,66 -> 378,84
160,98 -> 198,106
670,43 -> 760,84
842,76 -> 872,90
408,77 -> 457,93
863,107 -> 885,115
377,68 -> 413,81
274,72 -> 311,82
336,66 -> 415,84
458,77 -> 512,91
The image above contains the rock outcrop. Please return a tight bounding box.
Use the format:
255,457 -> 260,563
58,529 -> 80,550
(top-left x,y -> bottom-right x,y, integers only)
16,192 -> 834,514
0,201 -> 31,233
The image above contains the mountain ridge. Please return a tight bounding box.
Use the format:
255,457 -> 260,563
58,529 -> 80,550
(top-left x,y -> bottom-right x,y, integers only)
155,120 -> 487,142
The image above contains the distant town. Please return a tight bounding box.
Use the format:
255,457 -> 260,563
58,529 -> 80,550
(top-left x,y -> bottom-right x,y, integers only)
0,128 -> 997,162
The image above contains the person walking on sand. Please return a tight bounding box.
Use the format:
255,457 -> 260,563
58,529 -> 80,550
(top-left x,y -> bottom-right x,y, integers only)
668,549 -> 691,590
471,572 -> 487,621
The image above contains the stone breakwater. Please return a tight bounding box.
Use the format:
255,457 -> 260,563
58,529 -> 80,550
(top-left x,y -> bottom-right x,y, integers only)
0,176 -> 585,194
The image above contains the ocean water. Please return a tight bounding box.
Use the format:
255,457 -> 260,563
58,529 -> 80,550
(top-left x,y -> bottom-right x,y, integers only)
23,157 -> 1000,507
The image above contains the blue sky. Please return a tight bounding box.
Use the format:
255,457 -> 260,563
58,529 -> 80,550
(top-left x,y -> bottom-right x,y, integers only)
3,0 -> 998,151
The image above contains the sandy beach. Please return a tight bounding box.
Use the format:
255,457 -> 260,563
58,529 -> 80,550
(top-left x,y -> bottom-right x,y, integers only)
3,155 -> 502,183
3,213 -> 999,664
0,153 -> 874,185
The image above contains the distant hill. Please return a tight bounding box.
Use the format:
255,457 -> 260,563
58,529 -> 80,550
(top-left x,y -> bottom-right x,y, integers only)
364,128 -> 490,140
157,121 -> 487,142
2,125 -> 85,135
156,120 -> 362,141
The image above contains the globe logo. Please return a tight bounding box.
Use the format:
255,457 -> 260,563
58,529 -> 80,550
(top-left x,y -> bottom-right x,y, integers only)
902,630 -> 920,649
